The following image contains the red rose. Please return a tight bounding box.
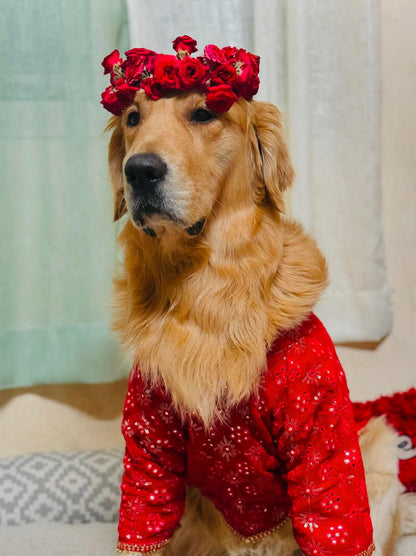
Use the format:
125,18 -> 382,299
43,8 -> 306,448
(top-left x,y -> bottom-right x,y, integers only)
101,79 -> 138,116
221,46 -> 237,60
173,35 -> 197,55
205,84 -> 238,113
102,49 -> 122,75
234,50 -> 260,100
116,78 -> 139,95
210,63 -> 237,87
204,44 -> 226,66
125,48 -> 156,66
124,48 -> 156,84
237,50 -> 260,72
237,72 -> 260,101
141,78 -> 164,100
178,57 -> 209,90
101,86 -> 121,115
153,54 -> 179,89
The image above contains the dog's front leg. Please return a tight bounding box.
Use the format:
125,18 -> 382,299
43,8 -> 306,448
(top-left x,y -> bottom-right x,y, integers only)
163,488 -> 227,556
117,373 -> 187,555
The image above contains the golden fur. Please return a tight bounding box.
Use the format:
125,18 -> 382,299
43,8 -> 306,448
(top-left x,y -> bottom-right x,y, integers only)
108,91 -> 327,425
107,91 -> 408,555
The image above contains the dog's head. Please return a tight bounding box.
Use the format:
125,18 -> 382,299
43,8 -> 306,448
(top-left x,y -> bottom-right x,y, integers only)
107,90 -> 294,238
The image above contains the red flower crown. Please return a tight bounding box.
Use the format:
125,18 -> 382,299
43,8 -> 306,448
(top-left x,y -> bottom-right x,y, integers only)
101,35 -> 260,116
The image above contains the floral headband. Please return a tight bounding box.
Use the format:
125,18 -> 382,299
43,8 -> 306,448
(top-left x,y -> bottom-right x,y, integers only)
100,35 -> 260,116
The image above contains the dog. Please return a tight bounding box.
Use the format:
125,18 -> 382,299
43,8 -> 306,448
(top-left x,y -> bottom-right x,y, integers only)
106,89 -> 404,555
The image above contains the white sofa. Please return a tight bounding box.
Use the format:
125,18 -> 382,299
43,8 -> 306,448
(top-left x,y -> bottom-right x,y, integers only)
1,449 -> 415,555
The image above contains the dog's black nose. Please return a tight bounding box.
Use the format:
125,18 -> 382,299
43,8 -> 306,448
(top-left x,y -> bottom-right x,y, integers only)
124,153 -> 167,192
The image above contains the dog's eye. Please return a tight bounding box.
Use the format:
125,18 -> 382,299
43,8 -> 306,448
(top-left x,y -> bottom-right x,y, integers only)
191,108 -> 216,123
127,111 -> 140,127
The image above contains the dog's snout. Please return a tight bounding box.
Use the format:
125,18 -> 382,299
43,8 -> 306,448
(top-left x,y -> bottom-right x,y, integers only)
124,154 -> 167,192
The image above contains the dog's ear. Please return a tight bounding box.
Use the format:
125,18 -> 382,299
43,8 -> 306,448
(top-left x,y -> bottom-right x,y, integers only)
249,101 -> 294,212
106,117 -> 127,222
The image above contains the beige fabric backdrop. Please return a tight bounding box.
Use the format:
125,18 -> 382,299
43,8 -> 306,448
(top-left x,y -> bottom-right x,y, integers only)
127,0 -> 393,343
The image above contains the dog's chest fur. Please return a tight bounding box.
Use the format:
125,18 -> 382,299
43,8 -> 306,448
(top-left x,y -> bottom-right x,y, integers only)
113,216 -> 327,425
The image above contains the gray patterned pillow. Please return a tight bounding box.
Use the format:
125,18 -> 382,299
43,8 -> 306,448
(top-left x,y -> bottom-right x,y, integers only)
0,449 -> 123,526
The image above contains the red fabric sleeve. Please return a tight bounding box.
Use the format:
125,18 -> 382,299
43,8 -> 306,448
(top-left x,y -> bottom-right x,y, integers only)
117,370 -> 186,554
274,334 -> 375,556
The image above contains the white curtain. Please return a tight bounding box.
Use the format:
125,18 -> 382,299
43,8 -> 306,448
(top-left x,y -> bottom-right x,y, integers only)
126,0 -> 393,343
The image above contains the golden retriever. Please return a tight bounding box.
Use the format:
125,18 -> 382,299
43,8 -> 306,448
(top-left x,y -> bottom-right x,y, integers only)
107,91 -> 403,555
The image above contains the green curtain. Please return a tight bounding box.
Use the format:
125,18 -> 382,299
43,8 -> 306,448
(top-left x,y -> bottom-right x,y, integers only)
0,0 -> 130,388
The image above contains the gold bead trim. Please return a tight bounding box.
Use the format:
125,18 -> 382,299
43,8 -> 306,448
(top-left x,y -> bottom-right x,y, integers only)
223,515 -> 290,544
117,537 -> 169,554
116,528 -> 374,554
223,518 -> 375,556
357,543 -> 376,556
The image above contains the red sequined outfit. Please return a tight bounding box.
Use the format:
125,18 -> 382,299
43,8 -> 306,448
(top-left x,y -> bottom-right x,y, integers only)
118,314 -> 374,555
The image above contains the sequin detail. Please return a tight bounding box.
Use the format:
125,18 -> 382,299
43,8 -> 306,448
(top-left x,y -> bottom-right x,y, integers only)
117,314 -> 375,555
